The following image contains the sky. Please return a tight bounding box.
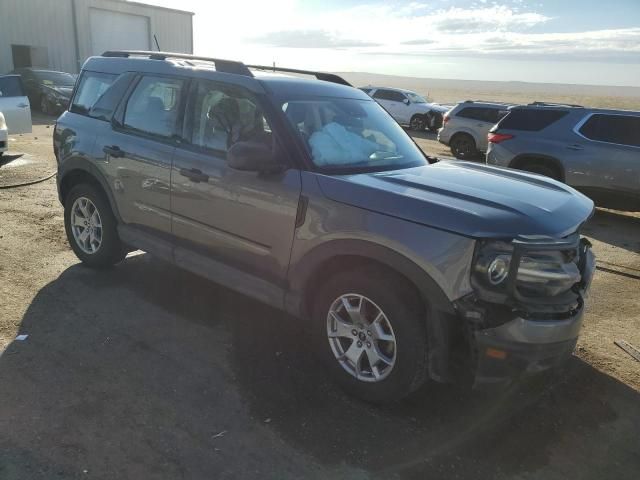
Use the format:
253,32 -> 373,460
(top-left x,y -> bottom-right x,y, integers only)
144,0 -> 640,86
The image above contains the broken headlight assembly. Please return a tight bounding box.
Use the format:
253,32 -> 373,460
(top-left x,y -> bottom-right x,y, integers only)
471,235 -> 592,311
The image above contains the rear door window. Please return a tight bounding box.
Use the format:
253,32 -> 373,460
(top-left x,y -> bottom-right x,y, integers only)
498,108 -> 568,131
0,76 -> 25,97
71,71 -> 116,115
123,75 -> 184,138
373,89 -> 405,103
579,114 -> 640,147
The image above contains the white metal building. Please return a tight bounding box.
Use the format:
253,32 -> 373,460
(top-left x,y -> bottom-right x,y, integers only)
0,0 -> 193,74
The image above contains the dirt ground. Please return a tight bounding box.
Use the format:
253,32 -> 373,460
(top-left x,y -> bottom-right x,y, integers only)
0,115 -> 639,479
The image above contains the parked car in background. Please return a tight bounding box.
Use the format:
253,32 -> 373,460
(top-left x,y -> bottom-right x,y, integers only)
55,51 -> 596,403
438,101 -> 513,159
0,112 -> 7,157
10,68 -> 76,115
360,86 -> 449,132
487,102 -> 640,210
0,75 -> 32,155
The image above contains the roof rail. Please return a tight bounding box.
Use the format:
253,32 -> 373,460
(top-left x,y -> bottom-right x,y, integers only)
463,100 -> 514,105
101,50 -> 253,77
530,101 -> 583,108
246,65 -> 352,87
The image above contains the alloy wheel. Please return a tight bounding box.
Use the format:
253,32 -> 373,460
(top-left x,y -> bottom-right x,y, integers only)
70,196 -> 103,254
326,294 -> 397,382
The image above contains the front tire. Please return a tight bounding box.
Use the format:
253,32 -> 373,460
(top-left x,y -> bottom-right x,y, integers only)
313,266 -> 428,403
64,184 -> 126,268
409,114 -> 426,131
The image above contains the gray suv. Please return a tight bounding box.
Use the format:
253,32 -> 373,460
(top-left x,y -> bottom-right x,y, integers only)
487,102 -> 640,210
54,51 -> 595,403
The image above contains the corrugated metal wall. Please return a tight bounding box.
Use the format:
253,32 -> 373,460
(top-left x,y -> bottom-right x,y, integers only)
0,0 -> 77,74
0,0 -> 193,74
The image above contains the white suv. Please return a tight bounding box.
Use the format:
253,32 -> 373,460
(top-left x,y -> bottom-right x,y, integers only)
360,86 -> 449,132
438,101 -> 512,159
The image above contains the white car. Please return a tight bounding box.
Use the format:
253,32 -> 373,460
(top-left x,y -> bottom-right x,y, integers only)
0,74 -> 32,156
359,86 -> 449,132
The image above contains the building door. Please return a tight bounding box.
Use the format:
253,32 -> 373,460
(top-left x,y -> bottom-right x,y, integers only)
11,45 -> 31,68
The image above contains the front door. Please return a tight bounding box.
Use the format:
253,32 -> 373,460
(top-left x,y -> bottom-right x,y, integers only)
0,75 -> 32,134
170,79 -> 301,286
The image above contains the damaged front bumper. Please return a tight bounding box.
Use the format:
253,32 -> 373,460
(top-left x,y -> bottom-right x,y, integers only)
458,236 -> 596,387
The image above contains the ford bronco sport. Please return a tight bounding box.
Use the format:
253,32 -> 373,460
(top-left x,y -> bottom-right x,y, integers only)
54,51 -> 596,403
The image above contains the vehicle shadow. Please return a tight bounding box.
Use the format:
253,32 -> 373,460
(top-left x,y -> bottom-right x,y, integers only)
584,208 -> 640,256
1,254 -> 639,479
30,111 -> 57,126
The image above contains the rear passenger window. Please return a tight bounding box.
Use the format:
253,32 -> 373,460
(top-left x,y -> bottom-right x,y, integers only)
123,76 -> 184,138
456,107 -> 504,123
373,90 -> 406,103
71,72 -> 116,115
187,80 -> 272,153
579,114 -> 640,147
0,76 -> 25,97
498,109 -> 568,131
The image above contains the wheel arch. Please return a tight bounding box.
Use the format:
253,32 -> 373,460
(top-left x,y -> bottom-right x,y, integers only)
58,159 -> 122,222
450,129 -> 479,147
287,239 -> 457,382
509,154 -> 566,182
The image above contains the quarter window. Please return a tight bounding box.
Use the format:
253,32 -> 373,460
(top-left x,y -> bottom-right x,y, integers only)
498,109 -> 568,131
123,76 -> 184,138
579,114 -> 640,147
188,80 -> 272,153
71,72 -> 116,115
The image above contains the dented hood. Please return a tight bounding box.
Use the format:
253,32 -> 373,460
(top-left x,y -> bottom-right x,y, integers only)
317,161 -> 594,239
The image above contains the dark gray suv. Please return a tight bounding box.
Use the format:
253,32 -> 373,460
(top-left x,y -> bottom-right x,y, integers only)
487,103 -> 640,210
54,51 -> 596,403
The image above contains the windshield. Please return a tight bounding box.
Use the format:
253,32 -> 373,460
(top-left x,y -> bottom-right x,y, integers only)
406,92 -> 428,104
34,71 -> 76,87
282,98 -> 427,172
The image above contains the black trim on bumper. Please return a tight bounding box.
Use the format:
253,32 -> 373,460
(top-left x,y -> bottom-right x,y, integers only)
474,335 -> 577,387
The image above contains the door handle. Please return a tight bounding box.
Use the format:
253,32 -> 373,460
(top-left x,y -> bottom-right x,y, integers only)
17,103 -> 29,108
179,167 -> 209,183
103,145 -> 125,158
566,144 -> 584,151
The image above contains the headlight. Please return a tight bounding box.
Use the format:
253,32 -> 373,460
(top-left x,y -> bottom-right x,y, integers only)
473,240 -> 582,298
0,112 -> 6,130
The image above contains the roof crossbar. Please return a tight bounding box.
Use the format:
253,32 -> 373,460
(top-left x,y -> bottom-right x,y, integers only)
101,50 -> 253,77
246,65 -> 352,86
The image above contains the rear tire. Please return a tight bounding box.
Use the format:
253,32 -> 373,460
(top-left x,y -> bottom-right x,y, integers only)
312,266 -> 428,404
64,183 -> 126,268
450,133 -> 478,160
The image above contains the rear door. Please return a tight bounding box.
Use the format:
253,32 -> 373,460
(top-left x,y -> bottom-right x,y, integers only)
573,113 -> 640,196
372,89 -> 407,123
98,74 -> 186,236
0,75 -> 32,134
170,78 -> 301,287
455,107 -> 494,151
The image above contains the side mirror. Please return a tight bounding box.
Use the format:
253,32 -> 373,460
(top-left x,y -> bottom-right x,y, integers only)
403,98 -> 410,105
227,141 -> 285,173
